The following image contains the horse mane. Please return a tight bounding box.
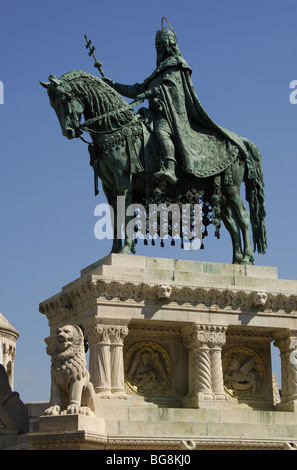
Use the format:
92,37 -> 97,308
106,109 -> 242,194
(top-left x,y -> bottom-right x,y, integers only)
59,70 -> 135,130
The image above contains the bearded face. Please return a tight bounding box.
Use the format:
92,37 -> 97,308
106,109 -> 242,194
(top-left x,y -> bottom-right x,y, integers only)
155,31 -> 176,65
155,38 -> 167,65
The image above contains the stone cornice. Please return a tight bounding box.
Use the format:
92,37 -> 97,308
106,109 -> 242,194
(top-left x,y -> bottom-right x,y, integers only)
0,330 -> 18,343
39,276 -> 297,322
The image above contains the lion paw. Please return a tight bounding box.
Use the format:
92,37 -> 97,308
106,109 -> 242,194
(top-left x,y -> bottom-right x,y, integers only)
66,403 -> 81,415
79,406 -> 94,416
65,404 -> 94,416
44,405 -> 61,416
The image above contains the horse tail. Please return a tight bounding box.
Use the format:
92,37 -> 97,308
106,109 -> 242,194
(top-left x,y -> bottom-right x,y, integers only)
242,138 -> 268,255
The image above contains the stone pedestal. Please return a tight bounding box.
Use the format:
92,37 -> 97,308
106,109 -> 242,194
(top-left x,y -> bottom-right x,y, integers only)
28,414 -> 106,450
31,254 -> 297,450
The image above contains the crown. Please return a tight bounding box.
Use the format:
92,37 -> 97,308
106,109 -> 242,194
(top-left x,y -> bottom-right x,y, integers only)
155,17 -> 177,45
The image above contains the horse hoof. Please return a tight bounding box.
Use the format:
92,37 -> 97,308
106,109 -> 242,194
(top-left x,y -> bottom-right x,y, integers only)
240,257 -> 253,265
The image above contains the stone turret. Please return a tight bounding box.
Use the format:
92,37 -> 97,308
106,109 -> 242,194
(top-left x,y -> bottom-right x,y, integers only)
0,312 -> 19,388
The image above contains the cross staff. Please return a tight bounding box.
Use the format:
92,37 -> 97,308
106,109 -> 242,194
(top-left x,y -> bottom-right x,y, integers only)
84,34 -> 105,77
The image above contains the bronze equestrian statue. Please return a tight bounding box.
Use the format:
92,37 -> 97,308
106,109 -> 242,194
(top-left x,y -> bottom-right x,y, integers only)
41,19 -> 267,265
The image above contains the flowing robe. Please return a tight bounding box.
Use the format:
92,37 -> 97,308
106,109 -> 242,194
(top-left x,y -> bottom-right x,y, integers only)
109,54 -> 256,179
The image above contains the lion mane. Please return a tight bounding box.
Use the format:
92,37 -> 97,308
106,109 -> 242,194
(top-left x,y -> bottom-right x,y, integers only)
51,327 -> 88,388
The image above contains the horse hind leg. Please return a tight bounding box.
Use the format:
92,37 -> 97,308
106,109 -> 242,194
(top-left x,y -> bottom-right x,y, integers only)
102,185 -> 123,254
117,185 -> 137,255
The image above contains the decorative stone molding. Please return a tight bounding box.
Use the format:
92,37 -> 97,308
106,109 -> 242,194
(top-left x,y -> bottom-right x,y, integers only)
226,330 -> 274,343
39,278 -> 297,325
126,326 -> 180,339
157,284 -> 172,299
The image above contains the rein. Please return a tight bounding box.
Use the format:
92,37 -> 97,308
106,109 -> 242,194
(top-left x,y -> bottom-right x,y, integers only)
79,104 -> 137,133
79,107 -> 139,144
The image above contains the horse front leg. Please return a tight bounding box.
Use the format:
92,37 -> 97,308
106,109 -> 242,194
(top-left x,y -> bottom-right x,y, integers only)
238,201 -> 254,265
111,171 -> 136,255
224,184 -> 254,265
221,198 -> 243,264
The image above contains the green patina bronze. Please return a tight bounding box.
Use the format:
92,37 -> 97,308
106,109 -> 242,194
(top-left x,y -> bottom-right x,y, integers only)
40,19 -> 267,265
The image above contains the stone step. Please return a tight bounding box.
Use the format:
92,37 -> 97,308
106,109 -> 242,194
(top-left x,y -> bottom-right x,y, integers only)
105,418 -> 296,441
93,404 -> 297,442
19,407 -> 297,450
96,403 -> 296,424
101,407 -> 297,443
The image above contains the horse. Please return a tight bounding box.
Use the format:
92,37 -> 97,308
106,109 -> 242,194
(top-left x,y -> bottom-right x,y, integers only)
40,70 -> 267,264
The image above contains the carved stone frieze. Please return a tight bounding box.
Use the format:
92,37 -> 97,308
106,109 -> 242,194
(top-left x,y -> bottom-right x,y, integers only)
39,277 -> 297,323
157,284 -> 172,299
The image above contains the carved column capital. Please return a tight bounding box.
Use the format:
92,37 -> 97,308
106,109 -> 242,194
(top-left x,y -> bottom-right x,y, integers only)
274,330 -> 297,354
84,324 -> 111,345
182,324 -> 227,350
109,326 -> 129,345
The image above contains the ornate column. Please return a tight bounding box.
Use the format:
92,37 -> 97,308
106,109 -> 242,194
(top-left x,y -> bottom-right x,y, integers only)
110,326 -> 128,398
84,321 -> 128,399
182,324 -> 230,408
209,331 -> 229,401
274,330 -> 297,411
85,324 -> 112,397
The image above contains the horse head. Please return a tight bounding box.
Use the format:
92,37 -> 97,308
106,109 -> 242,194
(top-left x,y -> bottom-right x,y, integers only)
40,74 -> 84,139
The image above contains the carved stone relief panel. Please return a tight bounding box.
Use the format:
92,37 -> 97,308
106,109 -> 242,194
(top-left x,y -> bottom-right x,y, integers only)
222,331 -> 274,408
124,341 -> 172,396
123,324 -> 187,403
222,346 -> 265,399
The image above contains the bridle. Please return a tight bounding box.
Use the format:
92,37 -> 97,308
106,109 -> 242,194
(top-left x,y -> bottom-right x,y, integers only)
78,104 -> 139,144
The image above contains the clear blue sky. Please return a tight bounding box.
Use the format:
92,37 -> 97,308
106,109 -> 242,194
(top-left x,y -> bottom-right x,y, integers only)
0,0 -> 296,401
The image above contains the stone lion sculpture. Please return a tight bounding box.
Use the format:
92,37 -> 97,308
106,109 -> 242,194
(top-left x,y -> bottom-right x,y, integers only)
0,364 -> 29,434
44,325 -> 96,416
